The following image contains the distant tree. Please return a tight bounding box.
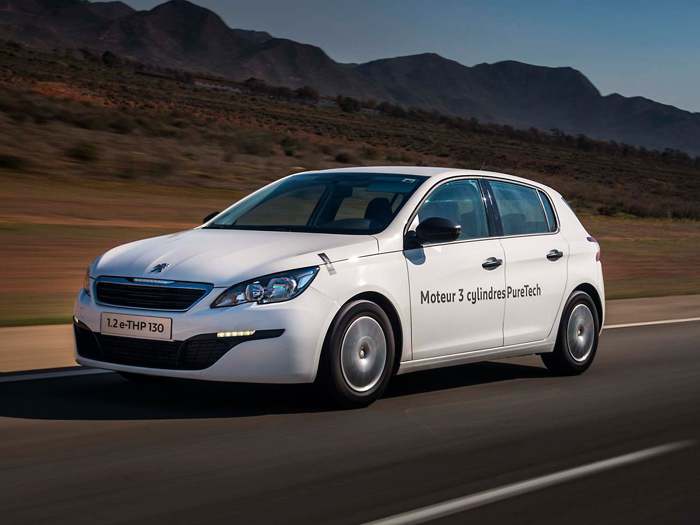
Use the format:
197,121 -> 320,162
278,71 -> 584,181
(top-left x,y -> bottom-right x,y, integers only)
272,86 -> 294,99
295,85 -> 319,101
338,96 -> 361,113
607,141 -> 621,155
389,105 -> 406,118
550,128 -> 565,139
102,51 -> 124,69
377,101 -> 393,114
78,47 -> 100,63
576,134 -> 594,152
243,77 -> 269,94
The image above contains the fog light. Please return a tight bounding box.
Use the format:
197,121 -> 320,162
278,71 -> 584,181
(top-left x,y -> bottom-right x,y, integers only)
217,330 -> 256,338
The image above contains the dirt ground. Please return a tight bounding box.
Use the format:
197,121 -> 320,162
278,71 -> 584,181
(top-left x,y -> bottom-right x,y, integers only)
1,173 -> 699,326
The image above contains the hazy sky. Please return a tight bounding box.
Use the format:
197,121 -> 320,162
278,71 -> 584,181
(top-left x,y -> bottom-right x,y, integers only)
119,0 -> 700,112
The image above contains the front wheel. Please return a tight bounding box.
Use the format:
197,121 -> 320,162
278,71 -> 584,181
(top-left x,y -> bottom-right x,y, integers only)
542,291 -> 600,375
318,300 -> 395,409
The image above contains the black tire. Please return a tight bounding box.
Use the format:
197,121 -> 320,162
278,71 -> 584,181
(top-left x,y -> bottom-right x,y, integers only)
117,371 -> 170,384
542,290 -> 600,375
318,300 -> 396,409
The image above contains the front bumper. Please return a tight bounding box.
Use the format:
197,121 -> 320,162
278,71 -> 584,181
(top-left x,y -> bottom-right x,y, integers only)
73,286 -> 339,383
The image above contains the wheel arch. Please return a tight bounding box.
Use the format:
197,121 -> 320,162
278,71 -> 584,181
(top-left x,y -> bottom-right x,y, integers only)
572,283 -> 603,329
346,291 -> 404,373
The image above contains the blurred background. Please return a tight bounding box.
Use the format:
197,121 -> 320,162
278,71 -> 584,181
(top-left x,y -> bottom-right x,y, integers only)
1,28 -> 699,327
2,2 -> 700,524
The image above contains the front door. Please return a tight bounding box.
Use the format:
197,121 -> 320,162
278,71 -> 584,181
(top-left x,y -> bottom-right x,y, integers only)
405,179 -> 506,359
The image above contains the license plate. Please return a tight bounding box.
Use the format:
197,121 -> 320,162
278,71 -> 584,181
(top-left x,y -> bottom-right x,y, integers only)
101,312 -> 172,340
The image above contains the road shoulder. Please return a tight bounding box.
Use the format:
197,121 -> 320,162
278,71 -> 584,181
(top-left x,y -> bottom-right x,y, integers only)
2,294 -> 700,374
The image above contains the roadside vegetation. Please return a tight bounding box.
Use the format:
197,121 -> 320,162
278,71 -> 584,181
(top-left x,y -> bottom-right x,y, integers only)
0,40 -> 699,326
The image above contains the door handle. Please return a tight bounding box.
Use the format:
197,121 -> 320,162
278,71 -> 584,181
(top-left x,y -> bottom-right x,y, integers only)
482,257 -> 503,270
547,249 -> 564,261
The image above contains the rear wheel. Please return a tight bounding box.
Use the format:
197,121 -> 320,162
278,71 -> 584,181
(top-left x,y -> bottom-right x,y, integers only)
542,291 -> 599,375
318,300 -> 395,408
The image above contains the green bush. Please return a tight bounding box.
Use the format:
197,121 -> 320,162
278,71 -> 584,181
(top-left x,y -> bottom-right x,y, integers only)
361,145 -> 381,160
67,142 -> 100,162
385,151 -> 403,162
0,154 -> 27,170
335,152 -> 357,164
109,115 -> 136,134
71,113 -> 108,131
281,136 -> 303,156
232,131 -> 275,156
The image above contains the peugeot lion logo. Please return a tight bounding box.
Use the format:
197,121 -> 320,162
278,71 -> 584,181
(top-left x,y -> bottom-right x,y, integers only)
150,263 -> 169,273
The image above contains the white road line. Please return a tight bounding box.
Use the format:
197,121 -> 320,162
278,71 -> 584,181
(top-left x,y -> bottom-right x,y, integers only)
604,317 -> 700,330
364,440 -> 695,525
0,368 -> 113,384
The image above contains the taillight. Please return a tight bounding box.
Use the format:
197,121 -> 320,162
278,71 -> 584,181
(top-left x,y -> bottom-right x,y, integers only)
587,236 -> 601,262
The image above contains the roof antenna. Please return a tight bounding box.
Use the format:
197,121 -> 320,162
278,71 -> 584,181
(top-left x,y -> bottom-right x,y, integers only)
479,159 -> 487,170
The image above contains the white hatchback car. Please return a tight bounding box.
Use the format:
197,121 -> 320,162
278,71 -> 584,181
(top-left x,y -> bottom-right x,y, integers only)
74,167 -> 604,407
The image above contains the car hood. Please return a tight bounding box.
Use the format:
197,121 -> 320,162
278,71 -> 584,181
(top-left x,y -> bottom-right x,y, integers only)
93,229 -> 379,286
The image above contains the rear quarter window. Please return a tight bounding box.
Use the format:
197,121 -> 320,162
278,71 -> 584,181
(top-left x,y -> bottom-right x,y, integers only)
538,190 -> 558,232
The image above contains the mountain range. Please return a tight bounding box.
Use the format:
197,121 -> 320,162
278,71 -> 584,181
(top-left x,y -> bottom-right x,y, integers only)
1,0 -> 699,155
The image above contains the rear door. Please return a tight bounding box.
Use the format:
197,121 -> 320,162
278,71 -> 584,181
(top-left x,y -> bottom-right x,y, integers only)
485,180 -> 568,346
405,179 -> 506,359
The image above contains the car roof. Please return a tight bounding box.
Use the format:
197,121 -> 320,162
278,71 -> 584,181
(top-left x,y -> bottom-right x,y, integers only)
297,166 -> 558,194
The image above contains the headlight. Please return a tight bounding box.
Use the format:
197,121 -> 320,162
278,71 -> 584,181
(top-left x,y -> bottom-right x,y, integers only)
83,257 -> 99,296
211,267 -> 319,308
83,264 -> 92,296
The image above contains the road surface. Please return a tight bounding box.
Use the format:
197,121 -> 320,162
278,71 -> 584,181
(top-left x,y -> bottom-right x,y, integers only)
1,321 -> 699,524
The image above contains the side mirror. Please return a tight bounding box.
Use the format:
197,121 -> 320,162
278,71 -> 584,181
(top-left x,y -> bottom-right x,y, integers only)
414,217 -> 461,244
203,211 -> 220,224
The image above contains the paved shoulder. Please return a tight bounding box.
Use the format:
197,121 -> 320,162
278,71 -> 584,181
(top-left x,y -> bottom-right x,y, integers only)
605,294 -> 700,325
0,324 -> 75,373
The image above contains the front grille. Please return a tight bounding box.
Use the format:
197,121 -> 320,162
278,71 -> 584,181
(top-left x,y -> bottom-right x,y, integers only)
95,282 -> 208,310
74,324 -> 101,358
181,339 -> 231,369
74,325 -> 284,371
75,325 -> 234,370
97,334 -> 182,369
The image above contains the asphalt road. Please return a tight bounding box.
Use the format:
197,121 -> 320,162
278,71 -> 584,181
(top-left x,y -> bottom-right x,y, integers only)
1,321 -> 699,524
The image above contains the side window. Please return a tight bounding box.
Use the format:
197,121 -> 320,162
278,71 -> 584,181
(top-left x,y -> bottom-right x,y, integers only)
538,190 -> 557,232
416,179 -> 488,240
489,181 -> 549,236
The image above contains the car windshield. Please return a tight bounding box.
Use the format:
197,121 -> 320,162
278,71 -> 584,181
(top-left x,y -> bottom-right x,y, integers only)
206,173 -> 428,234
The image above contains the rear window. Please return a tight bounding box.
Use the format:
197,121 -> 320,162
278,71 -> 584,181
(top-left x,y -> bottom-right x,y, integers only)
489,181 -> 549,236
